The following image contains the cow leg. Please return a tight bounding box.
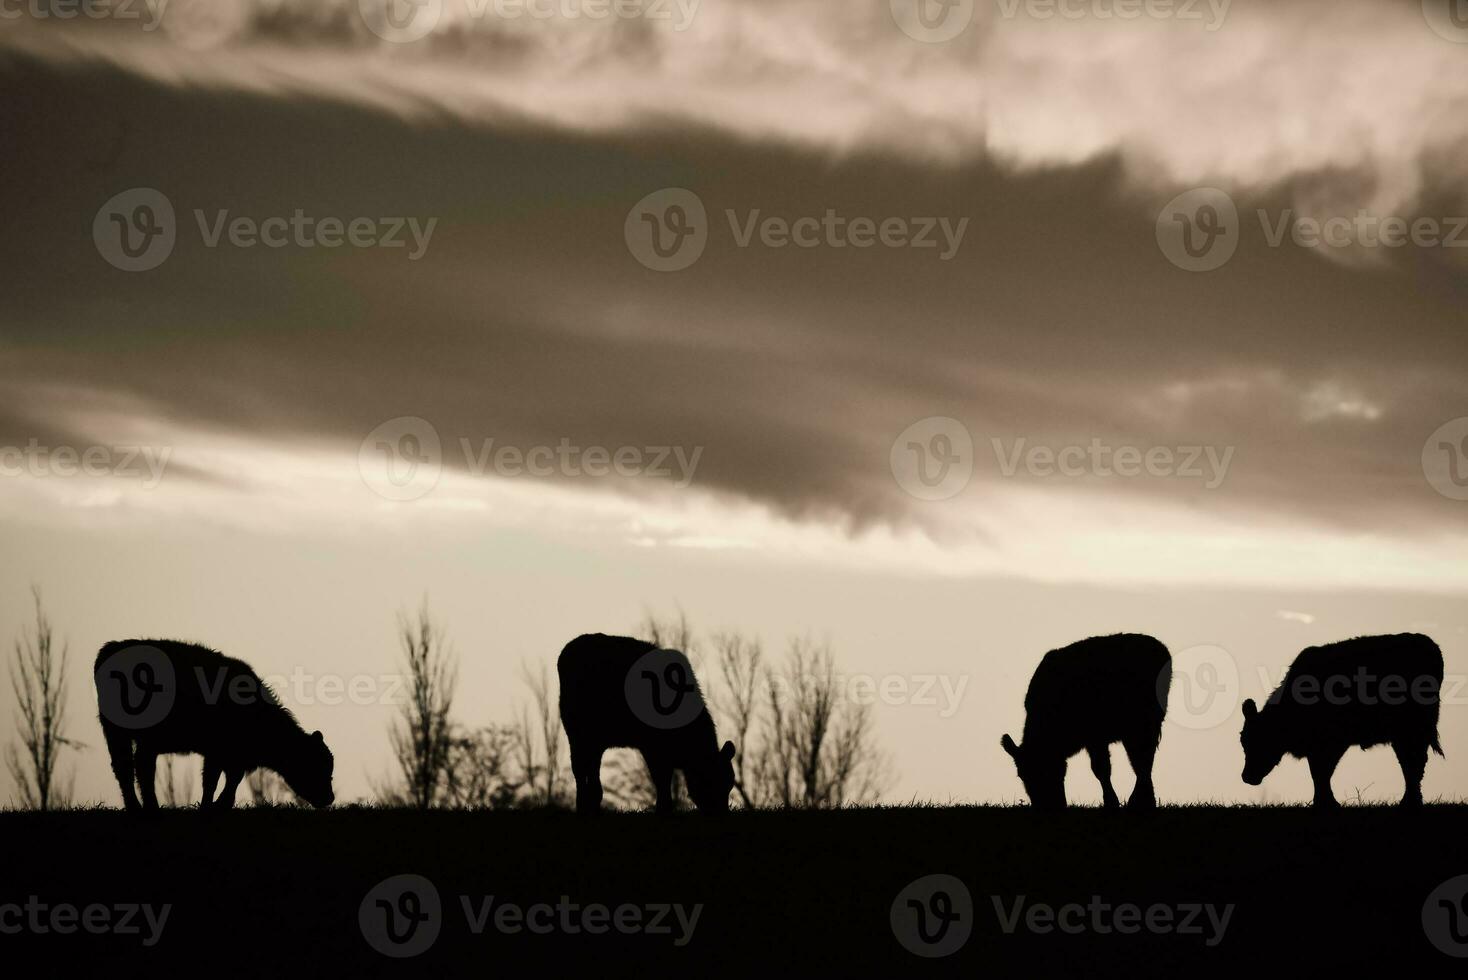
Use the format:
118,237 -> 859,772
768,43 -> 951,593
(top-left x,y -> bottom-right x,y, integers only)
1088,744 -> 1120,809
216,767 -> 244,809
1307,747 -> 1344,808
135,748 -> 160,811
570,743 -> 605,816
1123,736 -> 1158,809
1393,741 -> 1428,808
200,757 -> 222,810
104,727 -> 141,812
646,753 -> 675,815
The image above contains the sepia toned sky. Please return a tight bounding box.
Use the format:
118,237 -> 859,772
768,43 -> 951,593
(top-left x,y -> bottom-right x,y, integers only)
2,0 -> 1467,807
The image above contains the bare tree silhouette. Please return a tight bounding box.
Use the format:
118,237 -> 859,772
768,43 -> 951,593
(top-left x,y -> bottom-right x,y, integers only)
379,600 -> 457,809
5,587 -> 79,811
513,660 -> 570,807
623,611 -> 890,809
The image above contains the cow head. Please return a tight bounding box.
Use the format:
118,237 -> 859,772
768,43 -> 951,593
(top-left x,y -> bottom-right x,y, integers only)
280,729 -> 335,808
685,740 -> 737,813
1000,734 -> 1066,810
1239,699 -> 1283,786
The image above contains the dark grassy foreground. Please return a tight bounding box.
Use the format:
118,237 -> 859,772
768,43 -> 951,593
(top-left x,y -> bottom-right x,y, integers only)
3,804 -> 1466,976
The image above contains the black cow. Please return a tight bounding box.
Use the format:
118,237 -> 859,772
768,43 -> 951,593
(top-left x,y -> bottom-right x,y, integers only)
1000,633 -> 1171,810
96,639 -> 334,811
1240,633 -> 1444,807
558,633 -> 735,815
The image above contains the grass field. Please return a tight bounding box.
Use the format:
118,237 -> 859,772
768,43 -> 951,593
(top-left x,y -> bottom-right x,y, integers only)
3,804 -> 1466,975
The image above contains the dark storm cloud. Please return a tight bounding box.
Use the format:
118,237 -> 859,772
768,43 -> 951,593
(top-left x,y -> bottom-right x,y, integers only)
2,6 -> 1468,537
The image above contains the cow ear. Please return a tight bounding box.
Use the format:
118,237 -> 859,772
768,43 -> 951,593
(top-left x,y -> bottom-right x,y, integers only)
311,730 -> 324,742
1000,734 -> 1019,758
720,740 -> 736,761
1242,700 -> 1257,720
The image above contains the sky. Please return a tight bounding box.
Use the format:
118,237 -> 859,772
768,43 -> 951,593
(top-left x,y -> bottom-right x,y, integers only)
2,0 -> 1467,807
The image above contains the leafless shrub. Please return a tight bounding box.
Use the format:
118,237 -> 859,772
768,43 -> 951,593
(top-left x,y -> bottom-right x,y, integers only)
5,588 -> 80,811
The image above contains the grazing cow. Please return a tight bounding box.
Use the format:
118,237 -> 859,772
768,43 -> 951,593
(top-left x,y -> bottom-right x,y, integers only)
96,639 -> 335,811
1000,633 -> 1171,810
1240,633 -> 1444,808
558,633 -> 735,815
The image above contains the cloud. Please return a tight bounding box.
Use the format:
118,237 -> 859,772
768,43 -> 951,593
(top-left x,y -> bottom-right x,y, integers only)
4,2 -> 1468,588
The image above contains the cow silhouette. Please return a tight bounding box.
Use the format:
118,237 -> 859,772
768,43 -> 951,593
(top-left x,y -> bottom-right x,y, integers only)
1240,633 -> 1444,807
1000,633 -> 1171,810
558,633 -> 735,815
96,639 -> 334,811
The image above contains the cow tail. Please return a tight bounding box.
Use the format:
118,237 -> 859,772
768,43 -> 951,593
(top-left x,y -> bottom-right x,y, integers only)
1431,732 -> 1445,757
